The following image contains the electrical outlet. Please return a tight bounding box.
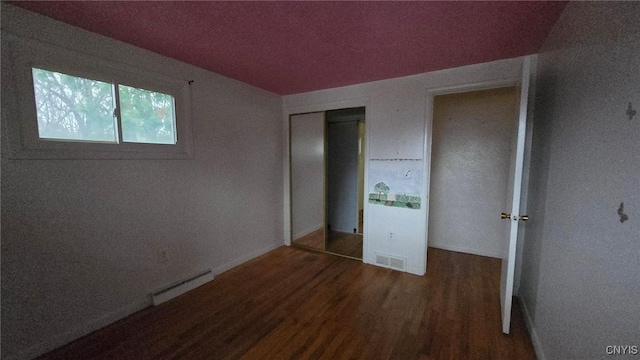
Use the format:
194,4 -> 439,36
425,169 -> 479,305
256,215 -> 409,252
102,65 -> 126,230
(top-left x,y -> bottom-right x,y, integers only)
159,248 -> 169,263
388,231 -> 394,240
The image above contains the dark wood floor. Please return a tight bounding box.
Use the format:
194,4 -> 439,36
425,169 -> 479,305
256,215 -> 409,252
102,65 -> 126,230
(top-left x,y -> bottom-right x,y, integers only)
38,247 -> 535,360
292,227 -> 326,250
326,231 -> 363,259
292,229 -> 363,259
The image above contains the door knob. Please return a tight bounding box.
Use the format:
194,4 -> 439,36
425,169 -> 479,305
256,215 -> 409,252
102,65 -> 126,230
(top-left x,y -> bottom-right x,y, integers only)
519,215 -> 529,222
501,212 -> 511,220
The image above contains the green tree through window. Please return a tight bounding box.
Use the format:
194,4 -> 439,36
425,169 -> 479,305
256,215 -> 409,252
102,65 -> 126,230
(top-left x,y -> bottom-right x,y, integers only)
119,85 -> 175,144
32,68 -> 116,142
31,68 -> 177,145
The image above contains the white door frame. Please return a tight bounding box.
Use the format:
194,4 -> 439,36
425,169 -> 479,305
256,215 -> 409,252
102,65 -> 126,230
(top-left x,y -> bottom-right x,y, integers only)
422,55 -> 535,334
423,79 -> 519,270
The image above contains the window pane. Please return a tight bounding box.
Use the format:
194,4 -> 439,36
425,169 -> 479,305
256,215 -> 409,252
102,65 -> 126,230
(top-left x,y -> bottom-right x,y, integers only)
119,85 -> 176,144
31,68 -> 117,142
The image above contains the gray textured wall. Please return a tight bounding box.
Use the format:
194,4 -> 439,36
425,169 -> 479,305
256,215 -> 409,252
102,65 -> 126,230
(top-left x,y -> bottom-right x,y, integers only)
520,3 -> 640,359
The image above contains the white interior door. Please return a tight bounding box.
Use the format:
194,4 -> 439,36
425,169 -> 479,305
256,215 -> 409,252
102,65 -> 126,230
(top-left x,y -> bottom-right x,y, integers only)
500,56 -> 533,334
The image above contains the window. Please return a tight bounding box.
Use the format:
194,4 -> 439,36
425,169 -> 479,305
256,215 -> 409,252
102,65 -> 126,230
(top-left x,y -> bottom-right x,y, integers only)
118,84 -> 176,145
6,34 -> 193,159
32,68 -> 178,145
32,68 -> 118,143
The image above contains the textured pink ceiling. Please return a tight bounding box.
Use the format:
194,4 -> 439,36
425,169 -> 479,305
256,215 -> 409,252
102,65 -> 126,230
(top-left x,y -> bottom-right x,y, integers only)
10,1 -> 567,95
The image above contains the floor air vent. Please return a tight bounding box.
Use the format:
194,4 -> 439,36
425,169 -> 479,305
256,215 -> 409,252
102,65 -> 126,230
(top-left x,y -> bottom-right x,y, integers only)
376,254 -> 390,267
374,252 -> 407,272
389,257 -> 406,271
151,269 -> 214,306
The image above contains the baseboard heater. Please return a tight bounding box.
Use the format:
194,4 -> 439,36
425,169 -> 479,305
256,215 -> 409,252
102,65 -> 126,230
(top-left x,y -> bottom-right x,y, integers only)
151,269 -> 214,306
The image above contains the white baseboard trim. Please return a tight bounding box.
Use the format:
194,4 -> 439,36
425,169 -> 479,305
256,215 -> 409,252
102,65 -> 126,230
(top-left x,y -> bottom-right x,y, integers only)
8,242 -> 282,360
519,297 -> 546,360
428,243 -> 502,259
7,298 -> 151,360
212,242 -> 281,275
151,269 -> 214,306
293,224 -> 323,240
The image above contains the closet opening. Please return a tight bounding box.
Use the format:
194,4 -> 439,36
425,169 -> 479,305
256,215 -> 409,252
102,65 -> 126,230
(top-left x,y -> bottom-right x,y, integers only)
290,107 -> 366,260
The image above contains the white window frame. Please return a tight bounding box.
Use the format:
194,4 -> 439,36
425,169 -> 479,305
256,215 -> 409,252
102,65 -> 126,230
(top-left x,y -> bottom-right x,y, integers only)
4,33 -> 194,159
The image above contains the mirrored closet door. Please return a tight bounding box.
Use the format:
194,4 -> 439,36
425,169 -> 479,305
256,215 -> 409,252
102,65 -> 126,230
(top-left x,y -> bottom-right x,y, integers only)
290,108 -> 365,259
290,112 -> 326,251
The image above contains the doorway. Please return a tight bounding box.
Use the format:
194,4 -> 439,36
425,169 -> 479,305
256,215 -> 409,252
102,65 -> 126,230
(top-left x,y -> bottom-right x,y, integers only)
289,107 -> 366,260
428,87 -> 519,258
326,108 -> 365,259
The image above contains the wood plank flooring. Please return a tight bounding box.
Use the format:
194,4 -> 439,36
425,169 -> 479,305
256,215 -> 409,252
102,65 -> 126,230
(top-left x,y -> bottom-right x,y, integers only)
292,229 -> 363,259
38,247 -> 535,360
292,228 -> 325,250
326,231 -> 363,259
